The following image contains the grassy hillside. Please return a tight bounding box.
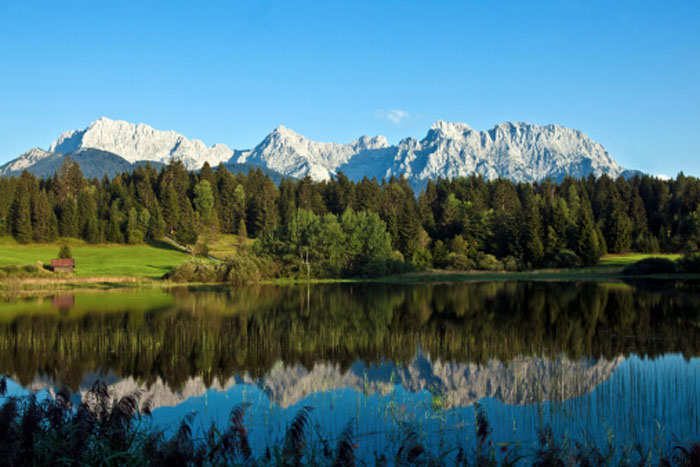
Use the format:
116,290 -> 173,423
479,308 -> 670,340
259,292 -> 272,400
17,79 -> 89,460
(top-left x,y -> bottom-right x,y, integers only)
0,237 -> 191,278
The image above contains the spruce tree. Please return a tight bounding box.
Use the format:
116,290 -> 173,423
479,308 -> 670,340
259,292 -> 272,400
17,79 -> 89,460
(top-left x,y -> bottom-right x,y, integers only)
12,183 -> 32,244
58,198 -> 79,238
31,190 -> 51,242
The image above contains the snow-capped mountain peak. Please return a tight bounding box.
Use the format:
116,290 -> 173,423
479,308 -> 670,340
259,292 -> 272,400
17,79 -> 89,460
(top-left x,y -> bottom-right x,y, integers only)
48,117 -> 234,169
237,126 -> 391,181
3,118 -> 633,189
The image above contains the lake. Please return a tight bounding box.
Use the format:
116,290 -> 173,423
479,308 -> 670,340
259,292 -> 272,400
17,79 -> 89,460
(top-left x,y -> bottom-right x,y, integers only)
1,281 -> 698,462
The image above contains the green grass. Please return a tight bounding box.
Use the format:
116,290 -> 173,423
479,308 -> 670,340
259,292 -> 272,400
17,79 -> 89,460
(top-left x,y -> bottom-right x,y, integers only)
207,233 -> 256,259
369,253 -> 688,285
598,252 -> 682,268
0,237 -> 191,279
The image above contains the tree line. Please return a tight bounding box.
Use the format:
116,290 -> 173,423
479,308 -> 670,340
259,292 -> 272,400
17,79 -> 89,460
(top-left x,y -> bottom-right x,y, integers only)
1,156 -> 699,275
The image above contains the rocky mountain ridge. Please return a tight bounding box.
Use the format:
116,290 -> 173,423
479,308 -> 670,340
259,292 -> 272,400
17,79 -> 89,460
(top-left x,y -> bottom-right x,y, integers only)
1,117 -> 635,189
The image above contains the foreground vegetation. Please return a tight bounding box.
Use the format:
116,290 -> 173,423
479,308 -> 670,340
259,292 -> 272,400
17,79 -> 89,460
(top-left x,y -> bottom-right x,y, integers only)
0,379 -> 697,466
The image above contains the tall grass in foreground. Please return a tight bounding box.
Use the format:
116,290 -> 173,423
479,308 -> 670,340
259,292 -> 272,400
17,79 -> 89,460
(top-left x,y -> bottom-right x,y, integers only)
0,377 -> 697,466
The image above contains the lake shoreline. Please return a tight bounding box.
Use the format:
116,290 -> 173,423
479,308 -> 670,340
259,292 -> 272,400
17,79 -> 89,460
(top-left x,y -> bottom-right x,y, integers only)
3,267 -> 700,295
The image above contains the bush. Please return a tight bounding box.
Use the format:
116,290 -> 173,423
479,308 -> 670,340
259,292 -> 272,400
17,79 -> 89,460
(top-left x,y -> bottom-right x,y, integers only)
502,256 -> 521,272
166,253 -> 278,284
127,229 -> 144,244
0,264 -> 52,279
622,257 -> 677,275
546,249 -> 581,269
445,252 -> 474,270
58,245 -> 72,259
475,253 -> 503,271
192,241 -> 210,258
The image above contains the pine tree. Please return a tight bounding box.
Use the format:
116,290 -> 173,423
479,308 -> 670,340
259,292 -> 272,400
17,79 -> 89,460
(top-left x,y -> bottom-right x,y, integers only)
55,156 -> 85,200
127,207 -> 143,244
162,184 -> 180,234
58,198 -> 79,238
148,209 -> 166,240
31,190 -> 51,242
576,208 -> 600,266
217,169 -> 238,233
12,183 -> 32,244
77,189 -> 98,240
193,180 -> 218,231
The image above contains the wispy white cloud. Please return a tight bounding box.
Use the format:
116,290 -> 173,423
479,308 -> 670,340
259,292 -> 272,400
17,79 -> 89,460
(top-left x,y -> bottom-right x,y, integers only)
376,109 -> 410,125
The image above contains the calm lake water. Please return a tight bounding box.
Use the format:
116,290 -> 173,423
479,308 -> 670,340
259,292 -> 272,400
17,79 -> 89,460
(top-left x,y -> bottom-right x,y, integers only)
1,281 -> 699,461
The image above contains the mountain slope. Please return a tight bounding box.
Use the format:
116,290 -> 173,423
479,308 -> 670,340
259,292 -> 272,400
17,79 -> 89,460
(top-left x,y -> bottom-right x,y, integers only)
2,118 -> 633,188
385,121 -> 622,188
238,126 -> 391,180
49,117 -> 234,169
237,121 -> 625,190
0,148 -> 163,179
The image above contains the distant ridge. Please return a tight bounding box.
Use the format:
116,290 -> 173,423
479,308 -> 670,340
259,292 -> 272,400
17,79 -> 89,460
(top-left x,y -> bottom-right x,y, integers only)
1,117 -> 639,189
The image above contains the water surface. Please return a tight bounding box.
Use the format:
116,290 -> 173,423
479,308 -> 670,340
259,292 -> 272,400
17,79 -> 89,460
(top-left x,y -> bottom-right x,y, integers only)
1,281 -> 698,460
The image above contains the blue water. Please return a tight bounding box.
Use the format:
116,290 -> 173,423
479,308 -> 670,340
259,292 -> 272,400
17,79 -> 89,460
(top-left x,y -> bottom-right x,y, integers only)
130,354 -> 700,461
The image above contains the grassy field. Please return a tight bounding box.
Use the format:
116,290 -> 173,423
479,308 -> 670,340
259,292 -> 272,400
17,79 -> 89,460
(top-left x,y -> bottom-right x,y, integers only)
372,253 -> 687,284
597,252 -> 682,268
0,237 -> 191,279
207,233 -> 256,259
0,237 -> 690,286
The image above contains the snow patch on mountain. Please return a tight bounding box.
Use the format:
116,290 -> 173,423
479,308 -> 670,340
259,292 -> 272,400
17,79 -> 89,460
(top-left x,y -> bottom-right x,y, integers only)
0,148 -> 55,175
237,126 -> 390,181
4,118 -> 632,187
49,117 -> 234,169
237,120 -> 624,189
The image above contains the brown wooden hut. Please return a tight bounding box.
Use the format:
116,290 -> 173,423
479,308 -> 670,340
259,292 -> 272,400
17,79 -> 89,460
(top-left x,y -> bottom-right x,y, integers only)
50,258 -> 75,273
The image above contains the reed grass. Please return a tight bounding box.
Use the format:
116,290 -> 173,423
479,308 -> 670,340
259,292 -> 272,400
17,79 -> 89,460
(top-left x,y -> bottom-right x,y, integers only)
0,377 -> 697,466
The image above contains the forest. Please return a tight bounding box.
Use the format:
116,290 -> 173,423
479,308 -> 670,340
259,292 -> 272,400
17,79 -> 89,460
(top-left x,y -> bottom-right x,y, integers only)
1,157 -> 699,277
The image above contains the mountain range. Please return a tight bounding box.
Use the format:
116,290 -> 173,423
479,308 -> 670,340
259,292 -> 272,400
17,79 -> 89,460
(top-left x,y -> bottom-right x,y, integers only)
1,117 -> 639,190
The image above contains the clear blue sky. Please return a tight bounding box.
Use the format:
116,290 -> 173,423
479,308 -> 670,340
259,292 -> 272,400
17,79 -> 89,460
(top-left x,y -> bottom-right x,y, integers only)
1,0 -> 698,176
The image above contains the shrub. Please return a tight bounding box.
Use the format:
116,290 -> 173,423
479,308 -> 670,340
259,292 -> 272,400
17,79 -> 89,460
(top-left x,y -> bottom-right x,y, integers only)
166,253 -> 278,284
127,229 -> 144,244
502,256 -> 521,272
192,241 -> 210,258
546,249 -> 582,269
622,257 -> 677,275
58,245 -> 72,259
476,253 -> 503,271
445,252 -> 473,270
0,264 -> 52,279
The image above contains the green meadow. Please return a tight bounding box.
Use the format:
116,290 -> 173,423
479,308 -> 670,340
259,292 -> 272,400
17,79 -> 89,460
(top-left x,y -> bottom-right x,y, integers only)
0,237 -> 191,279
372,252 -> 685,284
0,236 -> 688,286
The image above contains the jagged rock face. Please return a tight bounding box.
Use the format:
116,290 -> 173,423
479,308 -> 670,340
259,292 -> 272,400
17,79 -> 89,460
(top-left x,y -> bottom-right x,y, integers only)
386,121 -> 623,188
3,118 -> 628,187
26,354 -> 623,411
238,120 -> 624,189
0,148 -> 55,175
48,117 -> 234,169
237,126 -> 390,181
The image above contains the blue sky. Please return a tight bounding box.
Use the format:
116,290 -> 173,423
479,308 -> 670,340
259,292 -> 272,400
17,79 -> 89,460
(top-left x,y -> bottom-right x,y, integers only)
1,0 -> 698,176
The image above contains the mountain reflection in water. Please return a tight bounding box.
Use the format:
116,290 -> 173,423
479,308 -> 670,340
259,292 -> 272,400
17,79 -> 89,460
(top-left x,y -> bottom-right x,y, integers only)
0,281 -> 698,458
